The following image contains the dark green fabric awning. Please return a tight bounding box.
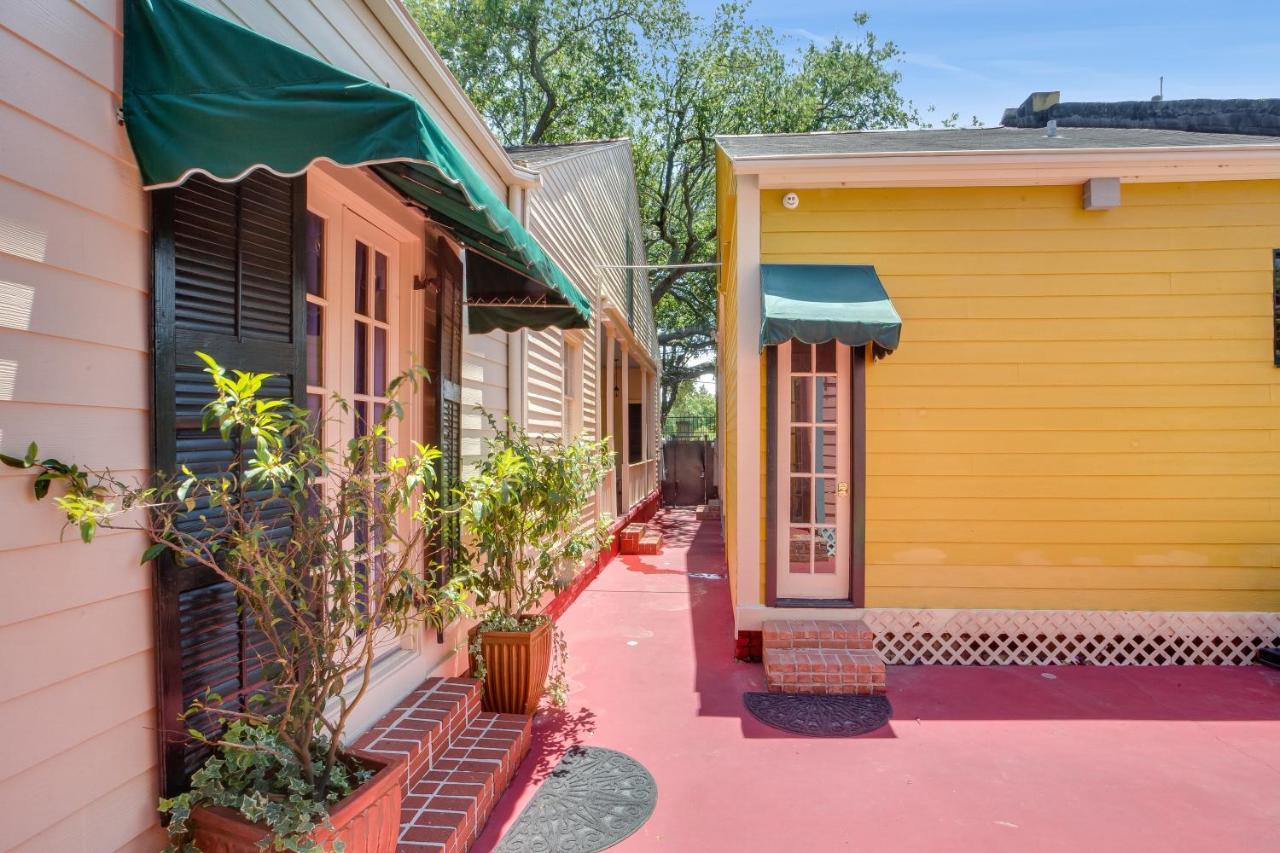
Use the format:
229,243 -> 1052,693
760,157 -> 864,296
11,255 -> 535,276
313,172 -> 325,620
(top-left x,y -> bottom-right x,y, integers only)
760,264 -> 901,352
122,0 -> 589,330
371,166 -> 586,333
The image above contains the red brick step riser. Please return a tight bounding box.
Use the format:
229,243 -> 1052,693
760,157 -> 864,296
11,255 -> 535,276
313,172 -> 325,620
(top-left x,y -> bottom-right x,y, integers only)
761,618 -> 877,651
620,522 -> 662,555
762,620 -> 888,696
351,676 -> 532,853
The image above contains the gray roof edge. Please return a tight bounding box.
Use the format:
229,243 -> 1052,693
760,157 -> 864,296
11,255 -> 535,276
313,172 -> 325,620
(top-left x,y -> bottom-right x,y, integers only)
725,142 -> 1280,161
506,138 -> 632,167
716,127 -> 1280,161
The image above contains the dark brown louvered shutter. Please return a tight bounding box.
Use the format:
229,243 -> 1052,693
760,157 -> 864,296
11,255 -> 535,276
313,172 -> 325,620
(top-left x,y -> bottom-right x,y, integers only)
436,240 -> 464,602
151,171 -> 306,795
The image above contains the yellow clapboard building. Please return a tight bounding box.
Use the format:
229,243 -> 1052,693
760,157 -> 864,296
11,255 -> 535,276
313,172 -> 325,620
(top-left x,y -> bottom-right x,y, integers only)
715,123 -> 1280,665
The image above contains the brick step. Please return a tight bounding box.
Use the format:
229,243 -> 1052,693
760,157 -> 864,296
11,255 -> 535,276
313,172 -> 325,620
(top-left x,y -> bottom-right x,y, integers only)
762,618 -> 876,651
352,677 -> 532,852
634,532 -> 662,554
397,712 -> 532,852
764,647 -> 887,695
620,522 -> 661,555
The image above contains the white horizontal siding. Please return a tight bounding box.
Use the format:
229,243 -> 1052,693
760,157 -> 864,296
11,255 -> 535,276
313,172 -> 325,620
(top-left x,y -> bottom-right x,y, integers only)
461,328 -> 509,466
519,141 -> 659,522
525,327 -> 564,437
523,142 -> 658,361
0,1 -> 524,850
0,3 -> 158,849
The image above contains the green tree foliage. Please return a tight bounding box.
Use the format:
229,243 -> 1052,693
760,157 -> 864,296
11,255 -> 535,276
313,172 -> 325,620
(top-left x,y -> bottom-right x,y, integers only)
406,0 -> 669,145
411,1 -> 915,413
461,414 -> 612,620
460,416 -> 612,706
663,381 -> 716,437
667,382 -> 716,421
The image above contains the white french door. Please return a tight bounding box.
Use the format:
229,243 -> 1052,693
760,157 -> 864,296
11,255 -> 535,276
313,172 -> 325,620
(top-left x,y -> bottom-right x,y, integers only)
307,195 -> 407,660
775,340 -> 852,600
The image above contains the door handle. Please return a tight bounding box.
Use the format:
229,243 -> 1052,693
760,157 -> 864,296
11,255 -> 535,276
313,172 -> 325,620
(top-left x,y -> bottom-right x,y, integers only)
837,482 -> 849,496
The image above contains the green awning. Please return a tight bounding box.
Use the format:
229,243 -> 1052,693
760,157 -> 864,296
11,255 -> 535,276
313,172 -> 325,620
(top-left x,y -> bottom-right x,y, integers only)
122,0 -> 589,330
760,264 -> 901,352
372,166 -> 587,333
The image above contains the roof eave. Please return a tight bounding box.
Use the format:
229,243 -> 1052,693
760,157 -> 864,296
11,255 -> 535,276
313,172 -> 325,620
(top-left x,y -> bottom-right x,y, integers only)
600,298 -> 659,366
509,138 -> 632,168
367,0 -> 541,188
719,143 -> 1280,188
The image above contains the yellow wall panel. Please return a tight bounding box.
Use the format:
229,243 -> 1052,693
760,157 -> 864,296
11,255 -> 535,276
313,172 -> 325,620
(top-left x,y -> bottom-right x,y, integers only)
866,542 -> 1280,570
766,206 -> 1280,235
760,179 -> 1280,611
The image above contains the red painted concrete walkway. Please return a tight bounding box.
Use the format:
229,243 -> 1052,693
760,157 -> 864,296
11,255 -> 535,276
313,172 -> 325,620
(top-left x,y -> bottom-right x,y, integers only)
475,509 -> 1280,852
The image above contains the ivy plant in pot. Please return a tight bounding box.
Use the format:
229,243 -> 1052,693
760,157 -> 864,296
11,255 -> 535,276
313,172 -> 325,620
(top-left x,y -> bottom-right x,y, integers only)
461,416 -> 612,714
4,354 -> 470,853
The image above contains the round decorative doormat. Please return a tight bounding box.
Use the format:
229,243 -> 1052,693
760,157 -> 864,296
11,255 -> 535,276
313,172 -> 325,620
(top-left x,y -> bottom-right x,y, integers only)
494,746 -> 657,853
743,692 -> 893,737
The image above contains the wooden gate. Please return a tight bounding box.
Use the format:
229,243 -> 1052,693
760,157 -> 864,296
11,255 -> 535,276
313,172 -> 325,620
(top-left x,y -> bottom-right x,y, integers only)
661,437 -> 717,507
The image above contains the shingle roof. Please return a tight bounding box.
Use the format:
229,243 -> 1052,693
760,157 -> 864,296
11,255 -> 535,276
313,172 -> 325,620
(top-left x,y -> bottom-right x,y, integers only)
506,138 -> 630,166
715,126 -> 1280,159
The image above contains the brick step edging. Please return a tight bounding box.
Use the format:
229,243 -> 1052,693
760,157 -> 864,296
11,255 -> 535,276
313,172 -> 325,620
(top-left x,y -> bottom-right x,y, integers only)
764,647 -> 888,696
351,677 -> 532,852
762,618 -> 876,651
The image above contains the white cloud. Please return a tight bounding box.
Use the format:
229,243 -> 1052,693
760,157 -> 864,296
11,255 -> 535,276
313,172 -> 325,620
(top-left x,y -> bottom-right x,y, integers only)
901,51 -> 986,79
783,27 -> 833,47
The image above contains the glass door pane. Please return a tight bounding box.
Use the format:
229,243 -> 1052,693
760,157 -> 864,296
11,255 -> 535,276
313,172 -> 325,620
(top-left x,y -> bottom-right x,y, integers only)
778,340 -> 850,595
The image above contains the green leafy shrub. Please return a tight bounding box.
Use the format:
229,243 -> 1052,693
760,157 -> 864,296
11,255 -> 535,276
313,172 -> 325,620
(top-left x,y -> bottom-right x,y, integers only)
5,354 -> 470,851
461,416 -> 612,704
159,722 -> 372,852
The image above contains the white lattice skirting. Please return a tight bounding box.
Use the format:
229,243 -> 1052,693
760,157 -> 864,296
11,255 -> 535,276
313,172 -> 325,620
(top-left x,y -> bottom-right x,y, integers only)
856,609 -> 1280,666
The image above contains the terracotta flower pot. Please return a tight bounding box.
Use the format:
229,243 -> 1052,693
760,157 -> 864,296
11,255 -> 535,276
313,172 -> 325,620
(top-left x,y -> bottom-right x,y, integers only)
479,617 -> 553,715
190,752 -> 404,853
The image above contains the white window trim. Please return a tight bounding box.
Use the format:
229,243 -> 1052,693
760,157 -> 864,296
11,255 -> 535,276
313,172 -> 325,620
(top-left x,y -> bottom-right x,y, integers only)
562,331 -> 584,441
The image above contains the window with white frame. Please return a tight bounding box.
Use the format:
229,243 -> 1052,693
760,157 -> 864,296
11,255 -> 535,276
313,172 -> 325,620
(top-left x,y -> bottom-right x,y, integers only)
562,334 -> 584,440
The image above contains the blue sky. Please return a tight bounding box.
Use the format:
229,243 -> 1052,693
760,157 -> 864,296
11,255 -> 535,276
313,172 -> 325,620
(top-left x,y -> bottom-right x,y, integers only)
685,0 -> 1280,126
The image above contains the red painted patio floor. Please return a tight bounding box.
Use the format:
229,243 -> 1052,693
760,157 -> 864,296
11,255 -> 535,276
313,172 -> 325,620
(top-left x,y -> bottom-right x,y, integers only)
473,509 -> 1280,852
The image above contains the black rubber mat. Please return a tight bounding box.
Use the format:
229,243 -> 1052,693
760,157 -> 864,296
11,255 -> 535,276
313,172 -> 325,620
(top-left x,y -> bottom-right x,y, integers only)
743,691 -> 892,737
494,746 -> 657,853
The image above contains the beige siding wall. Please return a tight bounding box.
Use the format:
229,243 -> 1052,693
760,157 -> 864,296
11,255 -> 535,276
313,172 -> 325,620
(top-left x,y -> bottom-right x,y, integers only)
518,141 -> 658,519
0,2 -> 160,850
525,327 -> 578,437
523,143 -> 657,355
461,329 -> 509,465
0,1 -> 516,850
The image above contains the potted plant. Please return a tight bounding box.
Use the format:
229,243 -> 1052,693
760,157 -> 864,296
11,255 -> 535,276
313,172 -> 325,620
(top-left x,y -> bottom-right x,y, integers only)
4,354 -> 469,852
461,417 -> 612,714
